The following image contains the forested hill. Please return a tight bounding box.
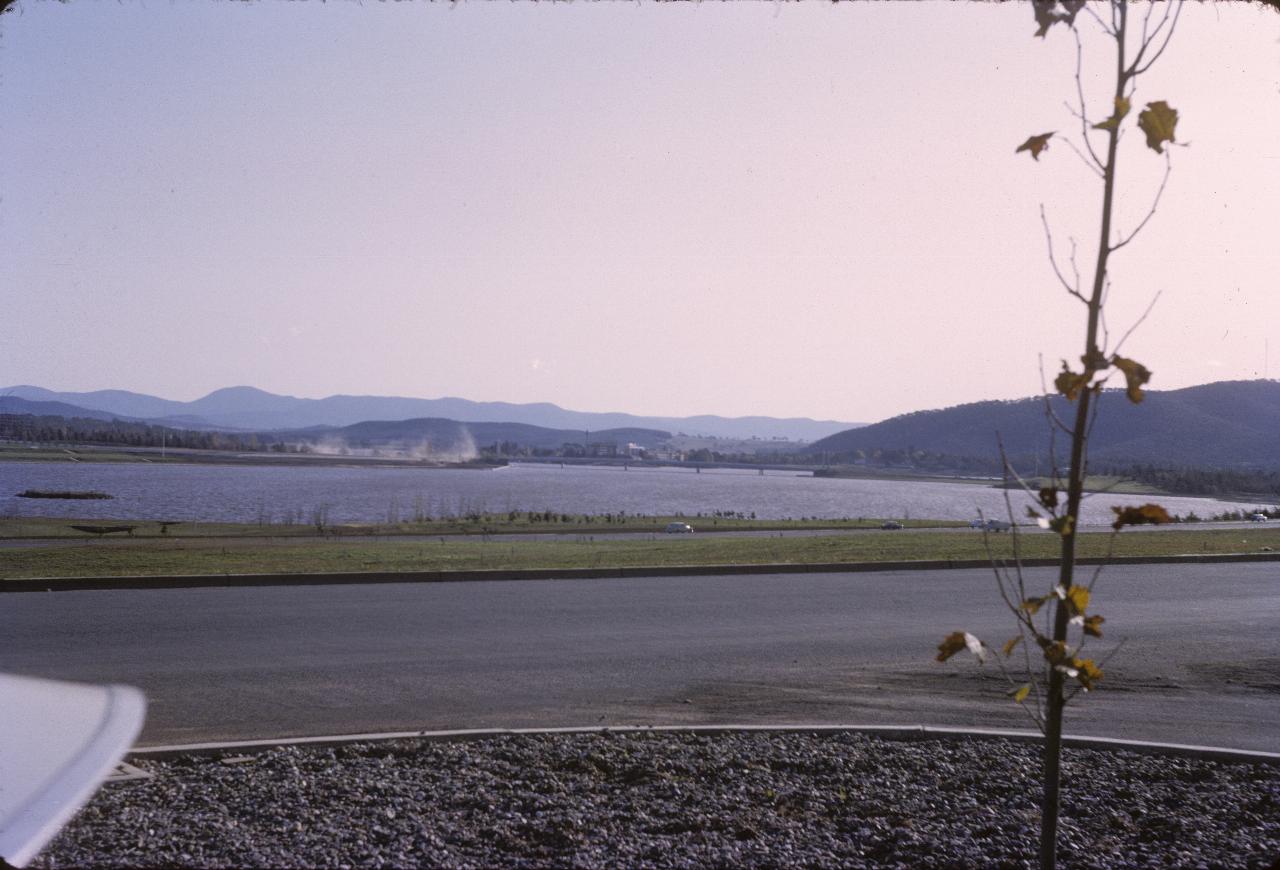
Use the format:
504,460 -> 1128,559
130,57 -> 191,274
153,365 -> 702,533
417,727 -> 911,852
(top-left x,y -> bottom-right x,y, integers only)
0,411 -> 670,456
807,380 -> 1280,469
291,419 -> 671,452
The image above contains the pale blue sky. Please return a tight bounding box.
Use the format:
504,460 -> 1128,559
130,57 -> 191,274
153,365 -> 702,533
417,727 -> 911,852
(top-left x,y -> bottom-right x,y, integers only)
1,1 -> 1277,423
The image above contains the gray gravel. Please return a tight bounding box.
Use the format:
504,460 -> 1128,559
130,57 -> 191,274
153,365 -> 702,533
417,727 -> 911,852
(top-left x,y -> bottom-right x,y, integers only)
32,732 -> 1280,869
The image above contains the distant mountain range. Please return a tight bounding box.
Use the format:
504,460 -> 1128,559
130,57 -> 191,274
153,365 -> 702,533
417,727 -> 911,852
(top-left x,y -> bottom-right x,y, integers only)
10,380 -> 1275,469
0,401 -> 672,457
807,379 -> 1280,469
0,386 -> 859,441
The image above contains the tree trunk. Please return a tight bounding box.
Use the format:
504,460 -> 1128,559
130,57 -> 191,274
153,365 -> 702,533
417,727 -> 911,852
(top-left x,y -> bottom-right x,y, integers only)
1040,3 -> 1128,868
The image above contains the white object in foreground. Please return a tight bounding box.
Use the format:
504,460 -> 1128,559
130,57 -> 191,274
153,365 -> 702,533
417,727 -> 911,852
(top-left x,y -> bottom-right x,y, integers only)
0,674 -> 146,868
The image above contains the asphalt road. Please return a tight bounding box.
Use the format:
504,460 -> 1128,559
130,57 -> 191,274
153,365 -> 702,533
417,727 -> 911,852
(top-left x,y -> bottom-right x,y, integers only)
2,564 -> 1277,750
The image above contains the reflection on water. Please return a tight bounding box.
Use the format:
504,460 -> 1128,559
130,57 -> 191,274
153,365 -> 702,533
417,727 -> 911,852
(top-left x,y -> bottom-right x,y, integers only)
0,460 -> 1271,527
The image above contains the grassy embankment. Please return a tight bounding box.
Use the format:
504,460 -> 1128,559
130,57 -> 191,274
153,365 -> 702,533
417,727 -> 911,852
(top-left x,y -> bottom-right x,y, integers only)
0,445 -> 196,464
3,522 -> 1278,580
0,514 -> 963,540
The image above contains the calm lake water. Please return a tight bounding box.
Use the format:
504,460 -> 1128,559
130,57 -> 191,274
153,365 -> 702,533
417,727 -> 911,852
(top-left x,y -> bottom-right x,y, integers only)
1,461 -> 1271,527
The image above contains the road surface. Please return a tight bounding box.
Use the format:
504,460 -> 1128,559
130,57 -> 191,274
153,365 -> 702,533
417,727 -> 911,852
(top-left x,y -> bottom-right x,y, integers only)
1,564 -> 1276,750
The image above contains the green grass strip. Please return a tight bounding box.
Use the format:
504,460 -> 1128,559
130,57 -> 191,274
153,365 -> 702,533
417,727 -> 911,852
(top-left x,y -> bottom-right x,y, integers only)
4,527 -> 1279,581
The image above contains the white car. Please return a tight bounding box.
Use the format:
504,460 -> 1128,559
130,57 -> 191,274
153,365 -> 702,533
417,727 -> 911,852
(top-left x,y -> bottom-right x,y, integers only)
1249,513 -> 1269,523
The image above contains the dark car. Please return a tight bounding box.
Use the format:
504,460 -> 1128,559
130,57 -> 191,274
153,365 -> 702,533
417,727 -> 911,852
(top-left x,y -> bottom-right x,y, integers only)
881,520 -> 904,530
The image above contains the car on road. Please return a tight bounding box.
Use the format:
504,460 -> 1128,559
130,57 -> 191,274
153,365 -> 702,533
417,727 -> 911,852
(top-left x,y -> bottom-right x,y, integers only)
969,518 -> 986,529
664,522 -> 694,533
881,520 -> 904,530
983,519 -> 1012,532
1249,513 -> 1269,522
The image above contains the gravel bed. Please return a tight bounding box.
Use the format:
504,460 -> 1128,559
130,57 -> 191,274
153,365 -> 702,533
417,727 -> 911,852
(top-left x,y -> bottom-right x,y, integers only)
32,732 -> 1280,869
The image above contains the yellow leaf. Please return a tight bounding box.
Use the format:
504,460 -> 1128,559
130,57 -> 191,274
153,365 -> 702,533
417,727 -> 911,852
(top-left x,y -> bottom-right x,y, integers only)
1054,363 -> 1089,401
1041,640 -> 1069,665
1065,585 -> 1090,617
1013,684 -> 1031,703
1111,503 -> 1173,531
1016,132 -> 1055,161
1081,348 -> 1108,372
1002,636 -> 1023,657
1138,101 -> 1178,154
1049,515 -> 1075,537
937,631 -> 967,662
1074,658 -> 1104,690
1091,96 -> 1132,132
1083,614 -> 1105,638
1112,355 -> 1152,404
1020,596 -> 1048,616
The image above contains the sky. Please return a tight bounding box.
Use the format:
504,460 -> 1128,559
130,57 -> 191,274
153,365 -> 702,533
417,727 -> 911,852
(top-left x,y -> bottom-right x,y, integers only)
1,1 -> 1278,425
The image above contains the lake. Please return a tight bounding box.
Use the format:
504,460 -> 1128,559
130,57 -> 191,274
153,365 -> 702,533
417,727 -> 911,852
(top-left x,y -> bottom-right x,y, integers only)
1,461 -> 1271,527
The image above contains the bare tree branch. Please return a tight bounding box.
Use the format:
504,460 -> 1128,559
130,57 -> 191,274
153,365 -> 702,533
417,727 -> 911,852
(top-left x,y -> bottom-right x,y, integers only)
1083,389 -> 1104,465
1038,356 -> 1073,443
1059,130 -> 1108,179
1081,1 -> 1114,36
1111,152 -> 1173,251
1041,206 -> 1087,303
999,434 -> 1052,514
980,630 -> 1047,731
1067,236 -> 1083,295
1138,0 -> 1157,48
1086,528 -> 1123,593
1110,290 -> 1163,359
1072,30 -> 1106,172
1131,0 -> 1184,77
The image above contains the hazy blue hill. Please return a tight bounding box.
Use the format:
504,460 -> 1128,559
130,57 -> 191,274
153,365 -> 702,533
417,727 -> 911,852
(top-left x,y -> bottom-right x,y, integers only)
808,380 -> 1280,469
3,385 -> 857,441
2,386 -> 187,420
0,396 -> 139,422
188,386 -> 311,415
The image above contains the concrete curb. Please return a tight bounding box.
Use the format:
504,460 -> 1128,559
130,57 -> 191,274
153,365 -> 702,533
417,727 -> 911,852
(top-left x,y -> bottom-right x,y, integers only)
129,724 -> 1280,767
6,551 -> 1280,593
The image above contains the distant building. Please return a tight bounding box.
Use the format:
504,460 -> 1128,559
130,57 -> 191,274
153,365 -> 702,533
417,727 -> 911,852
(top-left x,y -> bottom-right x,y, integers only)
587,441 -> 618,458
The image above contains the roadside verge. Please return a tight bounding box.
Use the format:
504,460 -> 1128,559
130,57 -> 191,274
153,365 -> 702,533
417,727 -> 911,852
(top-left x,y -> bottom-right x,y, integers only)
131,723 -> 1280,767
5,551 -> 1280,592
